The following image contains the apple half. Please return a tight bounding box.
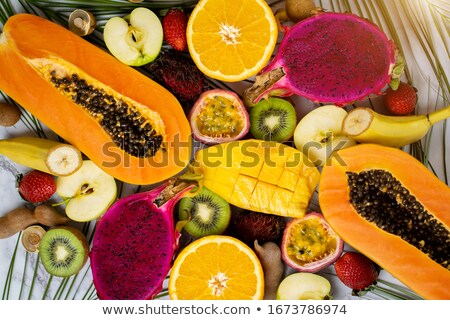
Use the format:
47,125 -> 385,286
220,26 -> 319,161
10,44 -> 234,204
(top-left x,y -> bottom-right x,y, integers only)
56,160 -> 117,222
277,273 -> 332,300
103,7 -> 163,66
293,105 -> 356,166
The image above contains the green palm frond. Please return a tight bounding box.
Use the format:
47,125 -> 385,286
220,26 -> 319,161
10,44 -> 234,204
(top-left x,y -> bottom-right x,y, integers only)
0,0 -> 197,301
25,0 -> 198,25
321,0 -> 449,182
395,0 -> 449,183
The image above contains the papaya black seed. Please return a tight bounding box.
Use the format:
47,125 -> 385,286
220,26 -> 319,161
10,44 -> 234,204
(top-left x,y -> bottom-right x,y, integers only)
347,170 -> 450,269
48,71 -> 163,158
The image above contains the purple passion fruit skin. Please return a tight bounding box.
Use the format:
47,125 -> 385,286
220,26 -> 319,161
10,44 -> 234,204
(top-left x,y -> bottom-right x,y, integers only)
189,89 -> 250,145
281,212 -> 344,272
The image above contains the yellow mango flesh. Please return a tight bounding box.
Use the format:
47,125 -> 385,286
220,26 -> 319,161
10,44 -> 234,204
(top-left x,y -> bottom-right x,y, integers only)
193,140 -> 320,218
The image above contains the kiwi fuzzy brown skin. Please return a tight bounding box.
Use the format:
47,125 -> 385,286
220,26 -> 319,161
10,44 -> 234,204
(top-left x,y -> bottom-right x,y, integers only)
0,102 -> 21,127
225,208 -> 287,247
249,97 -> 297,142
39,226 -> 89,277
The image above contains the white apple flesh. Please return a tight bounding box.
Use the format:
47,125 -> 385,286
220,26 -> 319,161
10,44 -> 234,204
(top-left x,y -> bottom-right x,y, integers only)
103,7 -> 163,66
56,160 -> 117,222
293,105 -> 356,166
277,273 -> 331,300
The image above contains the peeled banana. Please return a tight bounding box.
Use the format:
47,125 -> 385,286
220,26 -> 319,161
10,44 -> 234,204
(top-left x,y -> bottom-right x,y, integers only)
0,136 -> 82,176
342,106 -> 450,147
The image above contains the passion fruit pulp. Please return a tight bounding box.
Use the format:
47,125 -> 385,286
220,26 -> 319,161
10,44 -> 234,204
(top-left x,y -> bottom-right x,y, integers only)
189,89 -> 250,145
281,212 -> 343,272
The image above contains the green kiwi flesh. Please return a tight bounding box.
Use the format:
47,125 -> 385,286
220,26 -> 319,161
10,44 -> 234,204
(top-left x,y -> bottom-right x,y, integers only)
38,226 -> 88,277
250,97 -> 297,142
178,187 -> 230,238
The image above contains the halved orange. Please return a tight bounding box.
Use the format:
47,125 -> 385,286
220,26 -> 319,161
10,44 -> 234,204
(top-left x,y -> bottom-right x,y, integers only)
169,235 -> 264,300
186,0 -> 278,82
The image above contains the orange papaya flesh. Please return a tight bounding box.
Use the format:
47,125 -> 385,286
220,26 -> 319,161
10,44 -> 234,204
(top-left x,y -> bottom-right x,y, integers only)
319,144 -> 450,299
0,14 -> 191,185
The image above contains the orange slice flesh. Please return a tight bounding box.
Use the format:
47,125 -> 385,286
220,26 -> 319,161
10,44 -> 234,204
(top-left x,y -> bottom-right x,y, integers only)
187,0 -> 278,82
169,235 -> 264,300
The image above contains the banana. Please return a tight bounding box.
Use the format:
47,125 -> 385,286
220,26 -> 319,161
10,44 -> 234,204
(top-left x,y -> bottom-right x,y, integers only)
342,106 -> 450,147
0,136 -> 82,176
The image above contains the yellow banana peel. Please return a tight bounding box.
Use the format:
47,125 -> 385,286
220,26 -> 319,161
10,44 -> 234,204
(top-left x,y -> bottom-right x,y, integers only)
0,136 -> 82,176
343,105 -> 450,147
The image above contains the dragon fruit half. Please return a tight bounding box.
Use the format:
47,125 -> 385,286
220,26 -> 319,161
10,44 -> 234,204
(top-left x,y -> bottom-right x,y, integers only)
244,12 -> 397,107
90,179 -> 196,300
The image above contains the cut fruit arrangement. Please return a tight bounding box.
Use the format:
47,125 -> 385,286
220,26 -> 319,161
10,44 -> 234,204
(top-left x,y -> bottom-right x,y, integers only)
0,0 -> 449,302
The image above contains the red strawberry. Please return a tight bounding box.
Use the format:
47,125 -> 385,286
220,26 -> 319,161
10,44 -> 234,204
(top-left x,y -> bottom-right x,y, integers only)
334,252 -> 379,290
383,82 -> 417,115
162,9 -> 188,51
18,170 -> 56,203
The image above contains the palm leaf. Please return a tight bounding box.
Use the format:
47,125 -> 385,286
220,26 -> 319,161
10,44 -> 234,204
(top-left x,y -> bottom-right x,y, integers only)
1,0 -> 449,301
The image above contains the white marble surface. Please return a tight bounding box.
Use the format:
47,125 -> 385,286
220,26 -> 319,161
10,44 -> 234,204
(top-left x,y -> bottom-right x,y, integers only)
0,137 -> 95,300
1,0 -> 449,301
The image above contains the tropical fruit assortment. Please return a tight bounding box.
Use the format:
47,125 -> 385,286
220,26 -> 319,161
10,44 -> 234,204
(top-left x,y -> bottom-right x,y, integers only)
0,0 -> 449,301
319,144 -> 450,299
0,13 -> 191,185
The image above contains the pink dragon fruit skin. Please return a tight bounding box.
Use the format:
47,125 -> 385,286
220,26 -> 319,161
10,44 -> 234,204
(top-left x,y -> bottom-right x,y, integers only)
245,12 -> 396,107
90,181 -> 194,300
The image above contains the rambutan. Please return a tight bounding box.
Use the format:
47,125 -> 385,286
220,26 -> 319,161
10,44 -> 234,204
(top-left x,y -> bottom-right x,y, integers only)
144,50 -> 207,111
226,208 -> 286,246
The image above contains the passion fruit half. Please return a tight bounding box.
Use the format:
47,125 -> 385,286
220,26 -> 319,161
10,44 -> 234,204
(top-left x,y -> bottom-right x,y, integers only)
281,212 -> 343,272
189,89 -> 250,145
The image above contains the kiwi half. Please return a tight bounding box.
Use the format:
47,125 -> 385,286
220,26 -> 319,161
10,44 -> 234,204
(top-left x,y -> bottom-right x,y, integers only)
38,226 -> 89,277
178,187 -> 230,238
250,97 -> 297,142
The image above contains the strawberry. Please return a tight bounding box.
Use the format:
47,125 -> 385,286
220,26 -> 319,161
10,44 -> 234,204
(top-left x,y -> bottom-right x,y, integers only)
162,8 -> 188,51
334,252 -> 379,291
18,170 -> 56,203
383,82 -> 417,115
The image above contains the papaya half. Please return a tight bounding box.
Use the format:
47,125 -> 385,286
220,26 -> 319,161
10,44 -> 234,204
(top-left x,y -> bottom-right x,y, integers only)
0,14 -> 191,185
319,144 -> 450,300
